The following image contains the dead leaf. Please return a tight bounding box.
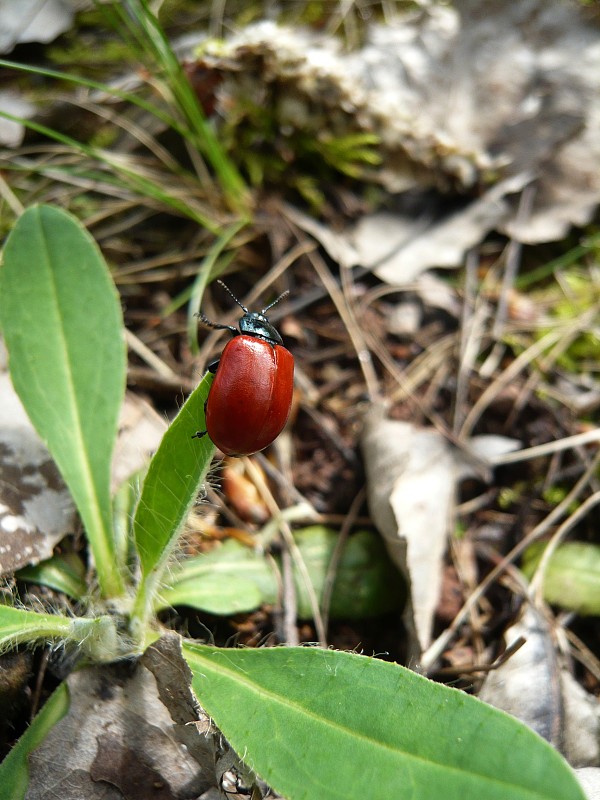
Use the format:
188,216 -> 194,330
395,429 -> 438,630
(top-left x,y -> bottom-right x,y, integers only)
0,371 -> 77,577
26,635 -> 218,800
353,175 -> 531,284
362,406 -> 520,658
575,768 -> 600,800
0,90 -> 36,147
480,605 -> 600,768
111,392 -> 167,493
0,0 -> 74,54
211,2 -> 600,277
562,669 -> 600,768
479,606 -> 565,748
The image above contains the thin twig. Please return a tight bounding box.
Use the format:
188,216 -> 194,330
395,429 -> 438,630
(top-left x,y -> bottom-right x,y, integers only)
460,310 -> 597,438
488,428 -> 600,466
245,459 -> 327,646
420,451 -> 600,671
125,328 -> 181,380
493,186 -> 535,341
529,490 -> 600,604
321,486 -> 366,635
453,249 -> 482,433
285,219 -> 381,402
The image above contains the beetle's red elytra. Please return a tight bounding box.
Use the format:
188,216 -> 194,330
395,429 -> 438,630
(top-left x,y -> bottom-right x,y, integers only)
193,281 -> 294,457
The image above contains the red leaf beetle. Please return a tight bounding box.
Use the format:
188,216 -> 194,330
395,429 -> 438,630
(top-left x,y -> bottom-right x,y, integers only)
193,281 -> 294,457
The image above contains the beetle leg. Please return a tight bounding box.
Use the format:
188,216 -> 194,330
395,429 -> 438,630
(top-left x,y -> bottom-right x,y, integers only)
192,399 -> 209,440
207,358 -> 220,374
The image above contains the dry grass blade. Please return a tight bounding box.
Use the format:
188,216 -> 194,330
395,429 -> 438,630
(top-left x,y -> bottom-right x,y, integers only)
460,309 -> 598,438
529,490 -> 600,605
421,450 -> 600,672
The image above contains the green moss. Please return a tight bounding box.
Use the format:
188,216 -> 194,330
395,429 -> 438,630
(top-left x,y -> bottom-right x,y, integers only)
537,267 -> 600,372
47,22 -> 132,78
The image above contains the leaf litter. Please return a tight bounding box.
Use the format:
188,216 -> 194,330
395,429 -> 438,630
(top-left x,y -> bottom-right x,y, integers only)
1,1 -> 600,795
204,0 -> 600,275
25,634 -> 268,800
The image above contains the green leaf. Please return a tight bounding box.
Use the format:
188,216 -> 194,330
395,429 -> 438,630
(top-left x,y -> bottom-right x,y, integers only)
0,606 -> 118,661
156,538 -> 276,614
184,644 -> 585,800
293,526 -> 403,618
0,682 -> 69,800
17,553 -> 87,600
522,541 -> 600,615
131,373 -> 214,640
160,573 -> 263,615
0,606 -> 74,653
107,0 -> 249,213
159,528 -> 402,619
0,205 -> 126,598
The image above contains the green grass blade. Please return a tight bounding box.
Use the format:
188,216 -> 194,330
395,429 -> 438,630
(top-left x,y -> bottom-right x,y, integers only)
184,644 -> 585,800
187,220 -> 246,352
0,58 -> 184,136
130,373 -> 214,642
0,110 -> 223,232
110,0 -> 249,213
0,682 -> 70,800
0,205 -> 126,597
516,231 -> 600,289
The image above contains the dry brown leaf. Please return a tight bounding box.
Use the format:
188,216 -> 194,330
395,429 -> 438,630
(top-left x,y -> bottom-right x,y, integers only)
212,2 -> 600,276
0,369 -> 77,577
26,635 -> 218,800
480,606 -> 600,768
362,406 -> 519,658
0,0 -> 74,54
111,392 -> 167,493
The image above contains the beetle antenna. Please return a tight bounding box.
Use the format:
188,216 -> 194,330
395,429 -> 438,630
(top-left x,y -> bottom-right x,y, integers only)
217,280 -> 249,313
261,289 -> 289,315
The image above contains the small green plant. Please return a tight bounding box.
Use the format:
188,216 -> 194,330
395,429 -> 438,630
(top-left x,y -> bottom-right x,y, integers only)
0,0 -> 251,237
0,205 -> 586,799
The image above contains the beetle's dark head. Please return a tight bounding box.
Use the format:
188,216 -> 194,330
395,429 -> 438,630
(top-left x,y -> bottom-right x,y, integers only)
239,311 -> 283,345
214,280 -> 289,346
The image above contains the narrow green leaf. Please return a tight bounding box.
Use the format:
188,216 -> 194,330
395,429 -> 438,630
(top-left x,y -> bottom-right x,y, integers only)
111,0 -> 249,213
155,538 -> 276,614
160,573 -> 263,615
0,112 -> 223,232
187,221 -> 246,353
0,682 -> 69,800
159,529 -> 401,618
522,541 -> 600,615
17,553 -> 87,600
184,644 -> 585,800
0,605 -> 120,660
0,606 -> 74,653
0,206 -> 126,598
131,373 -> 214,639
